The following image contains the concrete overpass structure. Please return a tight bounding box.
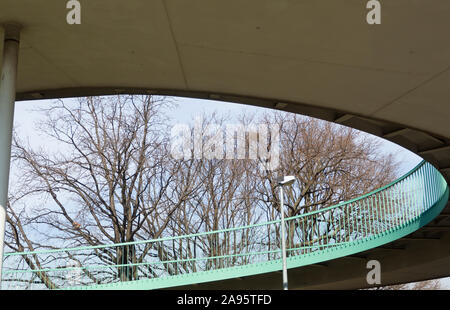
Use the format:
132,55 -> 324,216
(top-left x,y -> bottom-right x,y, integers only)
1,0 -> 450,289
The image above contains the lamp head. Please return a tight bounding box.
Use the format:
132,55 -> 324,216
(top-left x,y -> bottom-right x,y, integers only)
277,175 -> 296,186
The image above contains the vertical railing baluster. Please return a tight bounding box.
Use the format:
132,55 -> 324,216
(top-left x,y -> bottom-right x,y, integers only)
368,197 -> 373,236
381,191 -> 387,232
424,164 -> 431,211
404,175 -> 412,223
413,169 -> 420,219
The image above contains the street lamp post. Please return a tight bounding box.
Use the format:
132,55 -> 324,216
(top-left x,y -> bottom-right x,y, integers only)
277,176 -> 296,290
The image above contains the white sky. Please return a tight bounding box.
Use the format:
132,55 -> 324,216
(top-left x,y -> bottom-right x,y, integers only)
12,96 -> 423,174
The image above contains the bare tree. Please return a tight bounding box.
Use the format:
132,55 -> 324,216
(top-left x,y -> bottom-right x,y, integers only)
253,112 -> 398,253
165,113 -> 262,272
6,95 -> 195,285
4,97 -> 399,288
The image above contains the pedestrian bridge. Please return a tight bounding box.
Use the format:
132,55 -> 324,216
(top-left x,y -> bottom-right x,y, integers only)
2,160 -> 448,290
2,0 -> 450,289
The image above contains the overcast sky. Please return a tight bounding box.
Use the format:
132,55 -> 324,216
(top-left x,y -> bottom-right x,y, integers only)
13,96 -> 422,171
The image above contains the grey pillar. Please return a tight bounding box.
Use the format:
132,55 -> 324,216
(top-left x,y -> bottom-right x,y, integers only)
0,24 -> 21,287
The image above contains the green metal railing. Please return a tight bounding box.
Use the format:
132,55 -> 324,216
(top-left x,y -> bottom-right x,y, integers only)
1,161 -> 448,290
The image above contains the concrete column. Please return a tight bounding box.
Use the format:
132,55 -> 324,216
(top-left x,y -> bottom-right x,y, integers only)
0,24 -> 21,288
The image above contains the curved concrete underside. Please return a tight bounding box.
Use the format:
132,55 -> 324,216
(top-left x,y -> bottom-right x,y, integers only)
1,0 -> 450,289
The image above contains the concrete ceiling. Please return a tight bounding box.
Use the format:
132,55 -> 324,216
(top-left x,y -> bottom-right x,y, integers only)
1,0 -> 450,140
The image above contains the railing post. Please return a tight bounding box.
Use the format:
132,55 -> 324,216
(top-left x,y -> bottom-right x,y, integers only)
0,23 -> 21,288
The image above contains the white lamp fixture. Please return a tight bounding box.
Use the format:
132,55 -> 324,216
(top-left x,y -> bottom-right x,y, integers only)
278,175 -> 296,186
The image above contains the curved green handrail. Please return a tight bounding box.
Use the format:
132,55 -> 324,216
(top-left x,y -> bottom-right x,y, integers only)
1,161 -> 448,290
